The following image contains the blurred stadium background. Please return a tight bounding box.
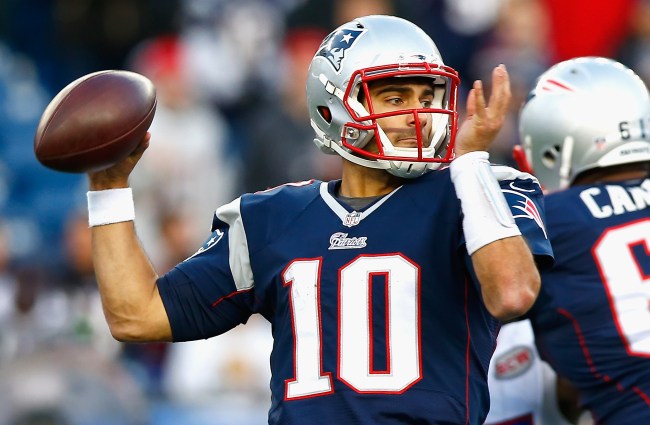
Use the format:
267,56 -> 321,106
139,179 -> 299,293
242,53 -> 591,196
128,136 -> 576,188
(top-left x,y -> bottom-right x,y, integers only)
0,0 -> 645,424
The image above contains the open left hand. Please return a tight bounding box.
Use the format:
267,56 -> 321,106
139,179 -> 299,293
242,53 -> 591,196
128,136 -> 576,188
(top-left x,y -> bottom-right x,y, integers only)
454,64 -> 511,157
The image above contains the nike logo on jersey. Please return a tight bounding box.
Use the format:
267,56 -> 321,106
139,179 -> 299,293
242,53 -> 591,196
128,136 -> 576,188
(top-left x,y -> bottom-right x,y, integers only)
329,232 -> 367,250
509,181 -> 536,193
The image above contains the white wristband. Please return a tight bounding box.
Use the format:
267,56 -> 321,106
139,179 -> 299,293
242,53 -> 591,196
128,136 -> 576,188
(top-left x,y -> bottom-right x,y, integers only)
450,151 -> 521,255
87,188 -> 135,227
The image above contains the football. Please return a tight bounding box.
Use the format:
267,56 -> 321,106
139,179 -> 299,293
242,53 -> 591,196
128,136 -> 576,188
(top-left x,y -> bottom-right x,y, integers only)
34,70 -> 157,173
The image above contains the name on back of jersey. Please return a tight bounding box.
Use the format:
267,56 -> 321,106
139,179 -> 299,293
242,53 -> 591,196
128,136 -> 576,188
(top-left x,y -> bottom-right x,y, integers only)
579,179 -> 650,218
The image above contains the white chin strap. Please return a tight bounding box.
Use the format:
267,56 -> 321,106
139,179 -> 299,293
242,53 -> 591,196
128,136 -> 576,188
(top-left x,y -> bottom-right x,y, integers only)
327,138 -> 387,170
383,160 -> 437,178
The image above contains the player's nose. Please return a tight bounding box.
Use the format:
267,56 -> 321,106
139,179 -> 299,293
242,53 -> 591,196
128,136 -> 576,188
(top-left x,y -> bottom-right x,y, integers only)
407,109 -> 430,129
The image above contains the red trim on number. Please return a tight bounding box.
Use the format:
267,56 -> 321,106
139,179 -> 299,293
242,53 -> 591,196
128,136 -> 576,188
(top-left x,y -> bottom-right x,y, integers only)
558,307 -> 650,407
628,239 -> 650,280
368,271 -> 391,375
592,218 -> 650,359
282,257 -> 334,400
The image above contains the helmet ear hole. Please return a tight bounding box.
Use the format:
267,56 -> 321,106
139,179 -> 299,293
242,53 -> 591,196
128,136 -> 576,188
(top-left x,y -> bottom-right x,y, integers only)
318,106 -> 332,123
541,145 -> 561,168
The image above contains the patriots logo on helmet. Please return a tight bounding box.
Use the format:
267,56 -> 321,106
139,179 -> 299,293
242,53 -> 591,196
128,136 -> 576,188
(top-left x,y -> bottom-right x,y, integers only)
316,29 -> 365,71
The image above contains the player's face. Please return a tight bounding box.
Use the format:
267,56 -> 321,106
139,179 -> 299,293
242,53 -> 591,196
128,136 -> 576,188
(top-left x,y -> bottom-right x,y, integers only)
363,78 -> 435,152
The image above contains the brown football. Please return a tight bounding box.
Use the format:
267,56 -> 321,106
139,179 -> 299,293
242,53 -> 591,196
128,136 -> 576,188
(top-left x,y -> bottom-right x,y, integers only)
34,70 -> 157,173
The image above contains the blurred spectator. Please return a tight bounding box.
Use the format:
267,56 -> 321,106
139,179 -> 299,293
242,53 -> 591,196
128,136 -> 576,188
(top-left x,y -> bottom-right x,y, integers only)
158,316 -> 273,425
618,0 -> 650,86
0,346 -> 148,425
332,0 -> 395,25
468,0 -> 551,166
55,210 -> 120,357
285,0 -> 395,29
0,40 -> 82,265
540,0 -> 636,63
127,35 -> 240,270
400,0 -> 506,86
157,210 -> 199,271
241,28 -> 341,193
0,219 -> 18,360
180,0 -> 286,110
0,0 -> 180,95
0,210 -> 120,363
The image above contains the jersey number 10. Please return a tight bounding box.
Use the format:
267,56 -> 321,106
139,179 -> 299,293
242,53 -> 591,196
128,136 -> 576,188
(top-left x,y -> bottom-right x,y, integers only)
282,254 -> 422,399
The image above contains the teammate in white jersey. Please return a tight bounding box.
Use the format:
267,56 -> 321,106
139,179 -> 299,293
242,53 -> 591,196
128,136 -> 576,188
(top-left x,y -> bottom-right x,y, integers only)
485,321 -> 577,425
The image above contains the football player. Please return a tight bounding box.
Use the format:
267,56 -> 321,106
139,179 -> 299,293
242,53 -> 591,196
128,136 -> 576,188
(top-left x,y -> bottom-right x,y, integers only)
85,15 -> 551,424
515,56 -> 650,424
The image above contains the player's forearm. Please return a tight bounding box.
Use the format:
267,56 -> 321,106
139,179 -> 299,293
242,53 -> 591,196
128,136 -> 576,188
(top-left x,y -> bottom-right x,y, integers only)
472,236 -> 540,321
91,221 -> 172,342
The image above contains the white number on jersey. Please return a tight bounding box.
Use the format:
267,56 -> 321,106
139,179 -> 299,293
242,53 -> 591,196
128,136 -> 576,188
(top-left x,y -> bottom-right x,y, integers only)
593,219 -> 650,356
282,254 -> 422,399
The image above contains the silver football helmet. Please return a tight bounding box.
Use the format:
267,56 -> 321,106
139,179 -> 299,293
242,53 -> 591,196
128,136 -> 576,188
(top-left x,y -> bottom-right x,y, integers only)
517,56 -> 650,191
306,15 -> 460,178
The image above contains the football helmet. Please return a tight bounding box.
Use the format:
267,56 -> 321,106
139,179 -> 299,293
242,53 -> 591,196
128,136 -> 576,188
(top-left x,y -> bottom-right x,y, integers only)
306,15 -> 460,178
517,56 -> 650,191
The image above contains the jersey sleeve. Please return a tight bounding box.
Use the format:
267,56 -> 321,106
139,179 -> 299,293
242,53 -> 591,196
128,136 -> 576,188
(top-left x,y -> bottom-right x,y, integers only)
493,165 -> 554,269
156,197 -> 258,342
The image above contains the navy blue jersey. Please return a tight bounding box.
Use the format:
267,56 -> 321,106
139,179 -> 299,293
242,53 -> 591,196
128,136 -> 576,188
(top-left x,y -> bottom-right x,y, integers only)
528,178 -> 650,424
157,167 -> 551,425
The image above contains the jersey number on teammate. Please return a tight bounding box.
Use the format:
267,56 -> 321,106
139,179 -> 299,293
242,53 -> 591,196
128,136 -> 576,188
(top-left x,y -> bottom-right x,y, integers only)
594,218 -> 650,357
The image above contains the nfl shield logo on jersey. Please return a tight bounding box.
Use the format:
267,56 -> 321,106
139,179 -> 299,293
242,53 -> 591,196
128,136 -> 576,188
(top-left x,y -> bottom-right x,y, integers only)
343,211 -> 361,227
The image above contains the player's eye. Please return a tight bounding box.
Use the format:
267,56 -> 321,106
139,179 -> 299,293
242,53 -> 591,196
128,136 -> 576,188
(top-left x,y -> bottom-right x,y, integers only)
386,97 -> 404,106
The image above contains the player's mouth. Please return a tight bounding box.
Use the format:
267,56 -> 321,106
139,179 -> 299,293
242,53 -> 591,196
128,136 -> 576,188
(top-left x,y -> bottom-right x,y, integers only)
395,137 -> 427,148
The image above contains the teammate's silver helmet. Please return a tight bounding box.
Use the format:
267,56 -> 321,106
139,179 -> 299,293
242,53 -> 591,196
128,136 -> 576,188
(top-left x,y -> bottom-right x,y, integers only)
306,15 -> 460,178
518,57 -> 650,191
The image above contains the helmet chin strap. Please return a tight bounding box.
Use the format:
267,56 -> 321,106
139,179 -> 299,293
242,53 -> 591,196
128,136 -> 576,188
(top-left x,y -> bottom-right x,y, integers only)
320,136 -> 387,169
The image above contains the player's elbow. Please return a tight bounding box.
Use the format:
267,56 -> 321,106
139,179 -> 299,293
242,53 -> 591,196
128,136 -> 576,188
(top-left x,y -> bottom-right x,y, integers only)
107,316 -> 169,343
488,273 -> 540,321
489,289 -> 537,321
107,319 -> 149,342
